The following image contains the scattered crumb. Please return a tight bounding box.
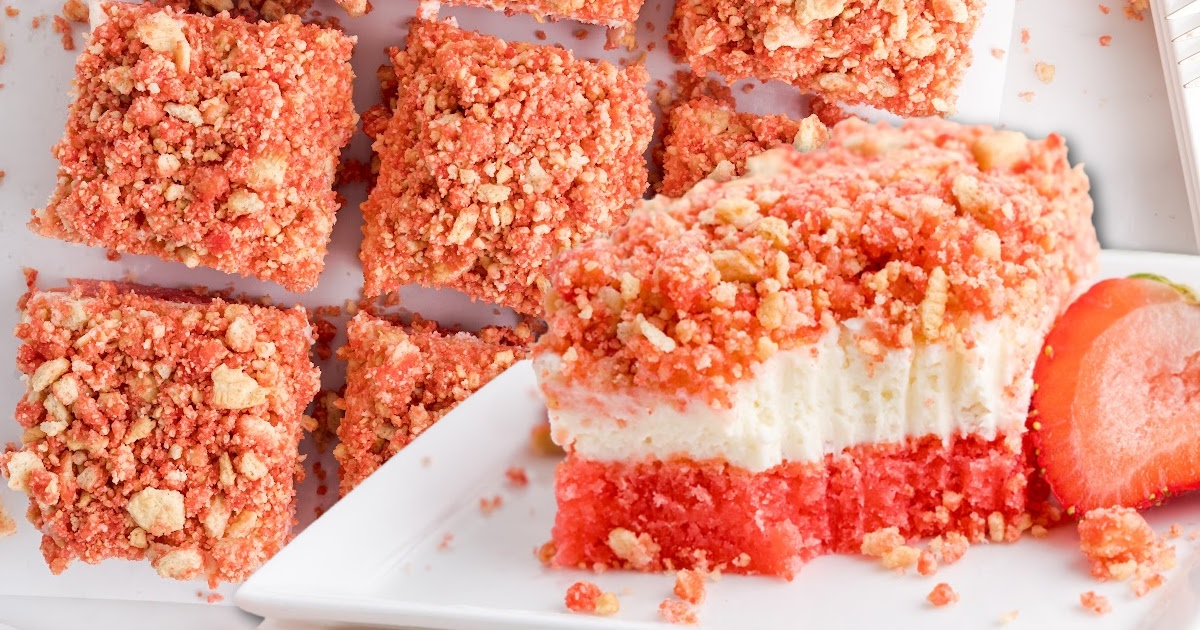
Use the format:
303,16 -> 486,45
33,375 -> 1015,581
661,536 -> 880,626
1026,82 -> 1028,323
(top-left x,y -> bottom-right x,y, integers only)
5,7 -> 18,16
530,422 -> 562,456
991,47 -> 1005,60
1100,35 -> 1113,46
999,609 -> 1019,624
421,456 -> 433,467
205,592 -> 224,604
1080,591 -> 1111,614
505,466 -> 529,488
1132,572 -> 1165,597
0,499 -> 16,537
1168,523 -> 1183,539
61,0 -> 88,22
1099,4 -> 1110,13
917,549 -> 938,576
573,28 -> 588,40
105,249 -> 122,262
741,83 -> 754,93
1078,507 -> 1175,581
0,40 -> 6,65
479,495 -> 503,515
31,15 -> 44,28
534,29 -> 546,40
536,540 -> 556,565
1018,91 -> 1035,102
659,598 -> 698,624
928,532 -> 969,565
565,581 -> 617,615
1124,0 -> 1148,20
927,583 -> 958,607
437,533 -> 453,550
51,15 -> 74,51
674,569 -> 706,604
1035,62 -> 1055,84
1021,28 -> 1030,45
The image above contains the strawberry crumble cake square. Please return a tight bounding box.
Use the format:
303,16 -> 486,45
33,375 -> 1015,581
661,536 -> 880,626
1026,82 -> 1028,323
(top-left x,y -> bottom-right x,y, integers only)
0,280 -> 320,583
358,18 -> 654,316
668,0 -> 984,118
334,312 -> 533,495
659,80 -> 828,197
535,118 -> 1099,577
32,2 -> 358,293
441,0 -> 646,27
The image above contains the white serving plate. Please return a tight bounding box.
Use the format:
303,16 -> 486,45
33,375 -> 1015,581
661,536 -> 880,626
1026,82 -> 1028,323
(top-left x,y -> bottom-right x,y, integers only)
238,250 -> 1200,630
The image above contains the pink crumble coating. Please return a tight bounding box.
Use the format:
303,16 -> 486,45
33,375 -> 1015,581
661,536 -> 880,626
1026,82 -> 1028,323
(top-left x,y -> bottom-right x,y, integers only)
537,118 -> 1098,407
659,598 -> 699,624
33,2 -> 358,293
0,282 -> 320,584
658,78 -> 828,198
358,18 -> 654,316
333,311 -> 533,495
443,0 -> 646,27
668,0 -> 984,118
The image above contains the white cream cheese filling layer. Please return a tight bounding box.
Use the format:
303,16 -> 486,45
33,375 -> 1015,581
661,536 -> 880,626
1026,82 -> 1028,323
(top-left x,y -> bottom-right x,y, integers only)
536,317 -> 1044,473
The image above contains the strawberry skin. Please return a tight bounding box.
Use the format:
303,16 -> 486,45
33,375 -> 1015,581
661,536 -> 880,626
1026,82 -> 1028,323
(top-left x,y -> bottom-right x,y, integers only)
1030,275 -> 1200,514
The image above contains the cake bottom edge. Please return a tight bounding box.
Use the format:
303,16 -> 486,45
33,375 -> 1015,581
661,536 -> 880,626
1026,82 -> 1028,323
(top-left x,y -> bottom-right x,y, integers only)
550,433 -> 1055,579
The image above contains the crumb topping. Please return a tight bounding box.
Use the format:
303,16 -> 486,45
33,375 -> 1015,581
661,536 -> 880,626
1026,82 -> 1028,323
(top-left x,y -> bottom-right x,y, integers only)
33,3 -> 358,292
333,311 -> 532,495
539,118 -> 1098,406
0,283 -> 319,583
668,0 -> 984,117
359,18 -> 654,315
659,78 -> 828,198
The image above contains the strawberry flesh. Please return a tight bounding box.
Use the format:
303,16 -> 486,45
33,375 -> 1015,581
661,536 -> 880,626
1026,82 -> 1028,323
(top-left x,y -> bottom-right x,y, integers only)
1031,276 -> 1200,513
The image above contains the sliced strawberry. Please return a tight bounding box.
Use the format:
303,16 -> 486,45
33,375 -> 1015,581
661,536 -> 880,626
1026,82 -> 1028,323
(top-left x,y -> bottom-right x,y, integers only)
1030,275 -> 1200,514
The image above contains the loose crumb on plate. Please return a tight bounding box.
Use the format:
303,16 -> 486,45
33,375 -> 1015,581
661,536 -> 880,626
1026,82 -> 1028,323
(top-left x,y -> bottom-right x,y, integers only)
0,498 -> 16,537
479,495 -> 503,516
5,6 -> 18,17
51,15 -> 74,51
1019,91 -> 1035,102
928,532 -> 970,565
505,466 -> 529,488
917,549 -> 938,576
991,47 -> 1005,60
999,609 -> 1019,624
62,0 -> 89,22
1035,62 -> 1056,84
536,540 -> 557,565
1124,0 -> 1148,20
659,598 -> 698,624
1100,35 -> 1113,46
1099,4 -> 1110,13
927,583 -> 959,607
1080,591 -> 1111,614
1078,507 -> 1175,581
674,569 -> 706,604
565,581 -> 618,615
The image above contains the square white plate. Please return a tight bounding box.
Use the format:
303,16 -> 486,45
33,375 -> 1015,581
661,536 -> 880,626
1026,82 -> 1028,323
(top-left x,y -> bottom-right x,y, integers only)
238,250 -> 1200,630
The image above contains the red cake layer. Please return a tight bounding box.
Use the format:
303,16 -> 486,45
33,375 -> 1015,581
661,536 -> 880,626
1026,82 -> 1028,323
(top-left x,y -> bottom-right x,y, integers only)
552,434 -> 1031,578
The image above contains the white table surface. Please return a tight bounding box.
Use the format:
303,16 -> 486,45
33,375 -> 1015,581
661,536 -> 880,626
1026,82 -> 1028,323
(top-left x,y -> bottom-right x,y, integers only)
1,1 -> 1197,630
